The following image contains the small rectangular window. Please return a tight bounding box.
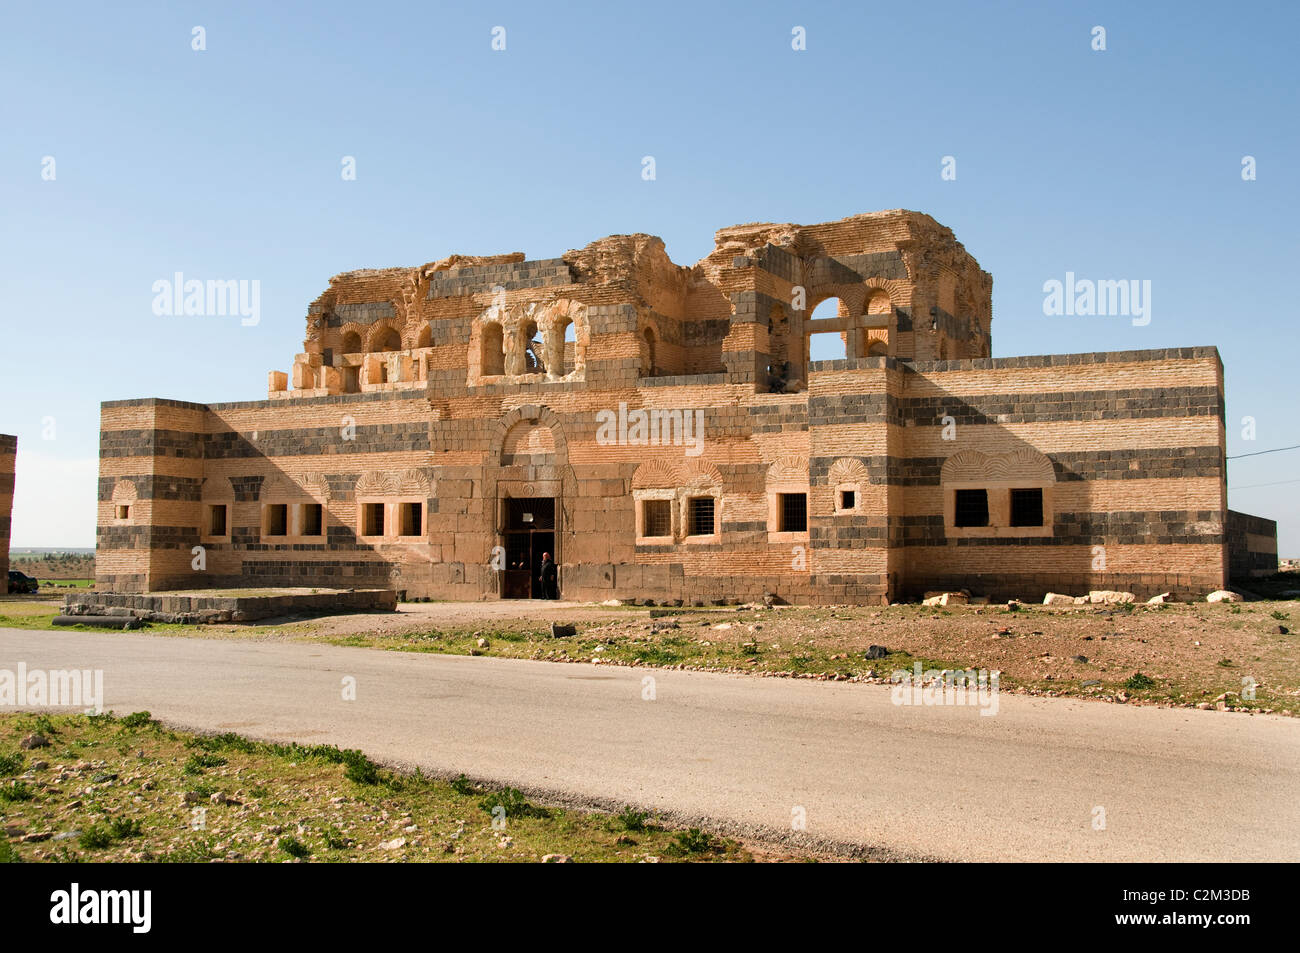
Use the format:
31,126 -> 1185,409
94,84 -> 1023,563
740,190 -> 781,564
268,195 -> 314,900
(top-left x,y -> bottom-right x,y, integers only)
687,496 -> 715,536
264,503 -> 288,537
1010,488 -> 1044,527
301,503 -> 323,537
208,504 -> 227,536
362,502 -> 385,537
642,499 -> 671,537
398,502 -> 422,537
778,493 -> 807,533
115,504 -> 130,520
953,489 -> 989,527
839,489 -> 855,511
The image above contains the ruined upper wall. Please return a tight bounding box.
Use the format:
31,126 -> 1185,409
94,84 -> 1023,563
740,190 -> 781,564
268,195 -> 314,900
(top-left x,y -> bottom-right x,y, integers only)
272,210 -> 991,398
695,210 -> 993,365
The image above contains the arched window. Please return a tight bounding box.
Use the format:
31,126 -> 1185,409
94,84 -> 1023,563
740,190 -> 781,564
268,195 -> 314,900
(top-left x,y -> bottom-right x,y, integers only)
481,323 -> 505,375
810,297 -> 847,320
866,289 -> 892,315
522,321 -> 544,373
341,331 -> 362,354
416,324 -> 432,349
553,318 -> 574,376
807,298 -> 848,362
641,327 -> 657,377
374,326 -> 402,352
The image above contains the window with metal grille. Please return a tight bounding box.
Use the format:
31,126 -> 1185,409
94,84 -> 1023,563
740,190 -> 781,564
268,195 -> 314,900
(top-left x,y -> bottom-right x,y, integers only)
398,502 -> 422,536
264,503 -> 288,537
207,504 -> 227,536
687,496 -> 715,536
362,502 -> 385,537
1010,488 -> 1044,527
507,497 -> 554,530
953,489 -> 988,527
642,499 -> 671,537
778,493 -> 807,532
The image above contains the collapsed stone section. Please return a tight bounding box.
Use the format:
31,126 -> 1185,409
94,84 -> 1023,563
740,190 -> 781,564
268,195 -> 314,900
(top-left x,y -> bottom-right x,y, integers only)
270,209 -> 992,400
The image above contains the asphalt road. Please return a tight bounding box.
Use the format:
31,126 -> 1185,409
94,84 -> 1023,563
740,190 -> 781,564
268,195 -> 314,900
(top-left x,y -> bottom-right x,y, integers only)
3,626 -> 1297,861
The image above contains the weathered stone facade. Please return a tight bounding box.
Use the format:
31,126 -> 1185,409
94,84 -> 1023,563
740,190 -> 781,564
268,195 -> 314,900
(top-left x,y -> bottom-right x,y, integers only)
96,210 -> 1275,602
1227,510 -> 1279,579
0,434 -> 14,583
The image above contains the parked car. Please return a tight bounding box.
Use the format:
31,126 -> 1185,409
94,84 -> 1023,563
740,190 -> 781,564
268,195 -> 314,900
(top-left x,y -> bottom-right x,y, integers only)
7,570 -> 38,594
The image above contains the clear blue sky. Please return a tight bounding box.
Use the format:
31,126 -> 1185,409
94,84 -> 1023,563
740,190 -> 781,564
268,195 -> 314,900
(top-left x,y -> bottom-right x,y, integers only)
2,0 -> 1296,554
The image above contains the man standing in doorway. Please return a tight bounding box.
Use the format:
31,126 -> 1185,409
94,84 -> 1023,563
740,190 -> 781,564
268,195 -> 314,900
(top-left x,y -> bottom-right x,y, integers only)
539,551 -> 558,600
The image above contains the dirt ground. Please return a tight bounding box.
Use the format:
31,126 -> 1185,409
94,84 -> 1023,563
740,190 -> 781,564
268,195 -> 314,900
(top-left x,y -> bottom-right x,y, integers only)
8,588 -> 1299,715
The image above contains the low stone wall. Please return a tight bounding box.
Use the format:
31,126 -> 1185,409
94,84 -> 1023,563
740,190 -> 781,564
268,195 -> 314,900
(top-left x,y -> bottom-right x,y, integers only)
1227,510 -> 1278,579
63,588 -> 396,624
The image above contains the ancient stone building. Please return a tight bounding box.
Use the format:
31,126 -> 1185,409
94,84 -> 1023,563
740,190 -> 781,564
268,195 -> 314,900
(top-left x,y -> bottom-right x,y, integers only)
0,434 -> 14,583
96,210 -> 1276,602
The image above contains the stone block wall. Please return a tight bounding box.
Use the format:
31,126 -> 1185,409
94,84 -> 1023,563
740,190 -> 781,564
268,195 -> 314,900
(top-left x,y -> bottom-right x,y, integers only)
92,212 -> 1255,603
1227,509 -> 1278,579
0,434 -> 15,583
96,346 -> 1233,603
894,348 -> 1228,600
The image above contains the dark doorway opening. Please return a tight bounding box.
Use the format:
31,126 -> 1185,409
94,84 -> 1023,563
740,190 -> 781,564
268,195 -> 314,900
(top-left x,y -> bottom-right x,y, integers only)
501,498 -> 558,599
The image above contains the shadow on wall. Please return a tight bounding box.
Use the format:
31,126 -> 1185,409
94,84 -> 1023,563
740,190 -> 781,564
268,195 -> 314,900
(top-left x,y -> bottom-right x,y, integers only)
894,366 -> 1226,601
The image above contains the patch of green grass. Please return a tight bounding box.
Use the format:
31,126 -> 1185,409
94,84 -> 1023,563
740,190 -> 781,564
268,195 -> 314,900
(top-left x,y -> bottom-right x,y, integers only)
0,780 -> 34,803
109,817 -> 143,839
0,606 -> 191,634
341,750 -> 380,786
323,826 -> 353,850
479,786 -> 548,820
0,752 -> 23,777
631,645 -> 682,666
0,712 -> 775,863
78,817 -> 142,850
277,836 -> 311,859
615,806 -> 650,832
155,838 -> 221,863
19,713 -> 59,737
119,711 -> 153,729
78,826 -> 112,849
665,827 -> 717,856
182,753 -> 228,775
1125,672 -> 1156,690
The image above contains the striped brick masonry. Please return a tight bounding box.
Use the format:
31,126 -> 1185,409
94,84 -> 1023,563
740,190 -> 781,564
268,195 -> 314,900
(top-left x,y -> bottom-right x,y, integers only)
0,434 -> 14,584
95,211 -> 1275,603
